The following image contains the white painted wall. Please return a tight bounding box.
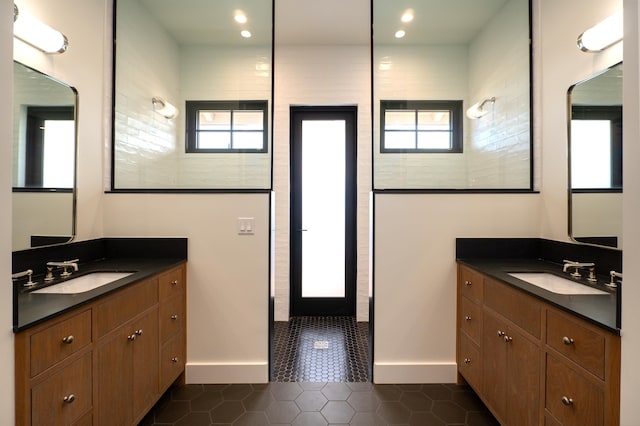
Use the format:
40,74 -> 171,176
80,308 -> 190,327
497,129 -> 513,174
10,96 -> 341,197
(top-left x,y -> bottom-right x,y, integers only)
102,194 -> 271,383
622,1 -> 640,423
373,194 -> 541,383
12,192 -> 74,249
272,45 -> 372,321
571,193 -> 623,245
1,0 -> 15,423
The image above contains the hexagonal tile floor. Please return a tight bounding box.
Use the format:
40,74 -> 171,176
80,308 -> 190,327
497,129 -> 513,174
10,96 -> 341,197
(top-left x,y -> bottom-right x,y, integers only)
273,316 -> 370,382
139,383 -> 499,425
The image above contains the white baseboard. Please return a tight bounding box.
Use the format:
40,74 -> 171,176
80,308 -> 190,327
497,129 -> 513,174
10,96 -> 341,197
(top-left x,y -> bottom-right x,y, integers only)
373,362 -> 457,384
186,362 -> 268,384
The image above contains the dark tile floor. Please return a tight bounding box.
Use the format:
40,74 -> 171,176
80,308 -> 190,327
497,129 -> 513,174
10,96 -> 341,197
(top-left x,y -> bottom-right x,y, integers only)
140,382 -> 499,425
272,317 -> 370,382
140,316 -> 498,425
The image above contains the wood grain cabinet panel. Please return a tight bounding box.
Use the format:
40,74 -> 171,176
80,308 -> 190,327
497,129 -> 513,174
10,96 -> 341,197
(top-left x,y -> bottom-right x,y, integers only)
545,354 -> 603,426
546,310 -> 605,379
31,352 -> 92,426
30,309 -> 92,377
456,263 -> 620,426
16,262 -> 187,426
458,265 -> 483,304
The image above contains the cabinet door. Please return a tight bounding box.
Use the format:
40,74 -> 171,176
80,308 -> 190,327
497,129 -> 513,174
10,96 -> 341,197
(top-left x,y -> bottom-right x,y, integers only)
482,310 -> 508,422
506,326 -> 540,426
133,309 -> 159,418
97,326 -> 134,425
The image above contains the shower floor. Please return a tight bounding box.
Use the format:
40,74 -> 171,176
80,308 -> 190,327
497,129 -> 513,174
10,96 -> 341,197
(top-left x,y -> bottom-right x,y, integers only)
272,316 -> 370,382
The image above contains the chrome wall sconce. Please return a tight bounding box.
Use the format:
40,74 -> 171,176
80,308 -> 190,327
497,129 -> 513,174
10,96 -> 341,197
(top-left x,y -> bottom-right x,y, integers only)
466,97 -> 495,120
13,3 -> 68,54
152,97 -> 178,119
577,11 -> 623,52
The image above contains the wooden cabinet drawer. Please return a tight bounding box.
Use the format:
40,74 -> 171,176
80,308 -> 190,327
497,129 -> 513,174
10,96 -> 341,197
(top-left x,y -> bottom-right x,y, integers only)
96,277 -> 158,337
458,332 -> 481,392
458,265 -> 483,303
31,352 -> 92,425
460,297 -> 482,344
29,309 -> 91,378
545,355 -> 603,426
547,309 -> 605,379
159,265 -> 185,302
484,277 -> 541,339
160,331 -> 185,391
160,294 -> 185,342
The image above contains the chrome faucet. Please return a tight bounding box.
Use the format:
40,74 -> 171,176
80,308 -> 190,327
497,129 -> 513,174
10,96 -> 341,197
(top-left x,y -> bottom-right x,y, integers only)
607,270 -> 623,288
562,260 -> 595,279
46,259 -> 79,279
12,269 -> 36,287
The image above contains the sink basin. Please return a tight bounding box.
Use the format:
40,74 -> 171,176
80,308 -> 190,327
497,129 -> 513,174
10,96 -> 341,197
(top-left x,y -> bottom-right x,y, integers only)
32,272 -> 133,294
508,272 -> 608,295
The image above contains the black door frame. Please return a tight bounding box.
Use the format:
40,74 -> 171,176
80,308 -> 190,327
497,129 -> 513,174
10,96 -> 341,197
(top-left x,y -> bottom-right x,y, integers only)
289,105 -> 357,316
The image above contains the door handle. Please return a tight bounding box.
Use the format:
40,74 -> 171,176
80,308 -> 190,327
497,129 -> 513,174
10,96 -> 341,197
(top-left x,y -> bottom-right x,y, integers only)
297,229 -> 308,232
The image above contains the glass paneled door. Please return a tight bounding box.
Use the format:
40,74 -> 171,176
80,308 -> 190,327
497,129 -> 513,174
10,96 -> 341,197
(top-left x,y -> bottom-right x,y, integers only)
290,106 -> 357,316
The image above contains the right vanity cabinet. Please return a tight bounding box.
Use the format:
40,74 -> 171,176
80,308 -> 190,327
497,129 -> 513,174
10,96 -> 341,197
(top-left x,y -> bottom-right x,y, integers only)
457,264 -> 620,426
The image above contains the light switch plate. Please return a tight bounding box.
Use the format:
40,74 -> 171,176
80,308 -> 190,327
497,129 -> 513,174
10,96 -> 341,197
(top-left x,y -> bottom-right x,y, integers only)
237,217 -> 255,235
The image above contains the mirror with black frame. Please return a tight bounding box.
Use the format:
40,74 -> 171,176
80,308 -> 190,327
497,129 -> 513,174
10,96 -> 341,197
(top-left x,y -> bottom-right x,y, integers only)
568,62 -> 622,249
12,61 -> 77,252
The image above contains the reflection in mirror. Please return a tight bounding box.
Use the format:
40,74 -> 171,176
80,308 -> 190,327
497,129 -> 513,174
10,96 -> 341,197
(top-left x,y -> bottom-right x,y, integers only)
373,0 -> 531,190
113,0 -> 273,190
569,63 -> 623,249
12,61 -> 77,251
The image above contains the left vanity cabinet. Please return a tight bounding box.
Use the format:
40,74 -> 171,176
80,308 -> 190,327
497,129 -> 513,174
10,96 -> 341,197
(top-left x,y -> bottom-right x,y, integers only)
15,263 -> 187,426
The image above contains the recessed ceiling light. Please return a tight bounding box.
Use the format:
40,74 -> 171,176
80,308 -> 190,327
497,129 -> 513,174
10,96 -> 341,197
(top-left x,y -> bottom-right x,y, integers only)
241,30 -> 252,38
401,9 -> 414,23
395,30 -> 406,39
234,11 -> 247,24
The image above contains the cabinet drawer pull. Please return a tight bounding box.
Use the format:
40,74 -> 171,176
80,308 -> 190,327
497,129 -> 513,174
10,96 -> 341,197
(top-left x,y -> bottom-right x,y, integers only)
464,316 -> 472,321
171,280 -> 178,286
504,335 -> 513,343
63,394 -> 75,404
562,336 -> 574,345
463,358 -> 472,364
561,396 -> 574,406
464,280 -> 472,287
135,329 -> 143,336
497,330 -> 505,338
127,334 -> 136,341
62,335 -> 74,344
171,314 -> 179,320
171,357 -> 179,363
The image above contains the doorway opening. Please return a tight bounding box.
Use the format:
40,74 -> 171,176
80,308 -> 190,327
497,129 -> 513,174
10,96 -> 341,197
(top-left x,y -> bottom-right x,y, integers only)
272,106 -> 369,382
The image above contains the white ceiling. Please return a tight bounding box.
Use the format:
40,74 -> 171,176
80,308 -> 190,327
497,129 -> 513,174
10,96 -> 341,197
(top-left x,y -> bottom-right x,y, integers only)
136,0 -> 512,47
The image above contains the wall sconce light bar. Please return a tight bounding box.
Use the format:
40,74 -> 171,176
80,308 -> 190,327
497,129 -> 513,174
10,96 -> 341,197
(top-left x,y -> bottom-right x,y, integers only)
13,4 -> 68,54
466,97 -> 495,120
152,97 -> 178,119
577,11 -> 623,52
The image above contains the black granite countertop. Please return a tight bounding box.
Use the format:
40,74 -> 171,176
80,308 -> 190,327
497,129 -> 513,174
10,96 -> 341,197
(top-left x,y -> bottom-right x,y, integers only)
12,237 -> 188,333
14,257 -> 185,332
457,258 -> 619,334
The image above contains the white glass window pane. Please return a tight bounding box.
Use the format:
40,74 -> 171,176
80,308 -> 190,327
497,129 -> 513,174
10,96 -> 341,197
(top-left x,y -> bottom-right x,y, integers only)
301,120 -> 345,298
418,132 -> 451,149
384,131 -> 415,149
198,110 -> 230,130
385,110 -> 415,130
42,120 -> 75,188
198,132 -> 230,149
571,120 -> 612,188
232,132 -> 264,149
418,111 -> 450,130
233,111 -> 263,130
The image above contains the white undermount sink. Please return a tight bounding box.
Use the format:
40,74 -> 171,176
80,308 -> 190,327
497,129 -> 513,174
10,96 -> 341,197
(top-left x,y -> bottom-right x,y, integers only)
508,272 -> 608,295
32,272 -> 134,294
